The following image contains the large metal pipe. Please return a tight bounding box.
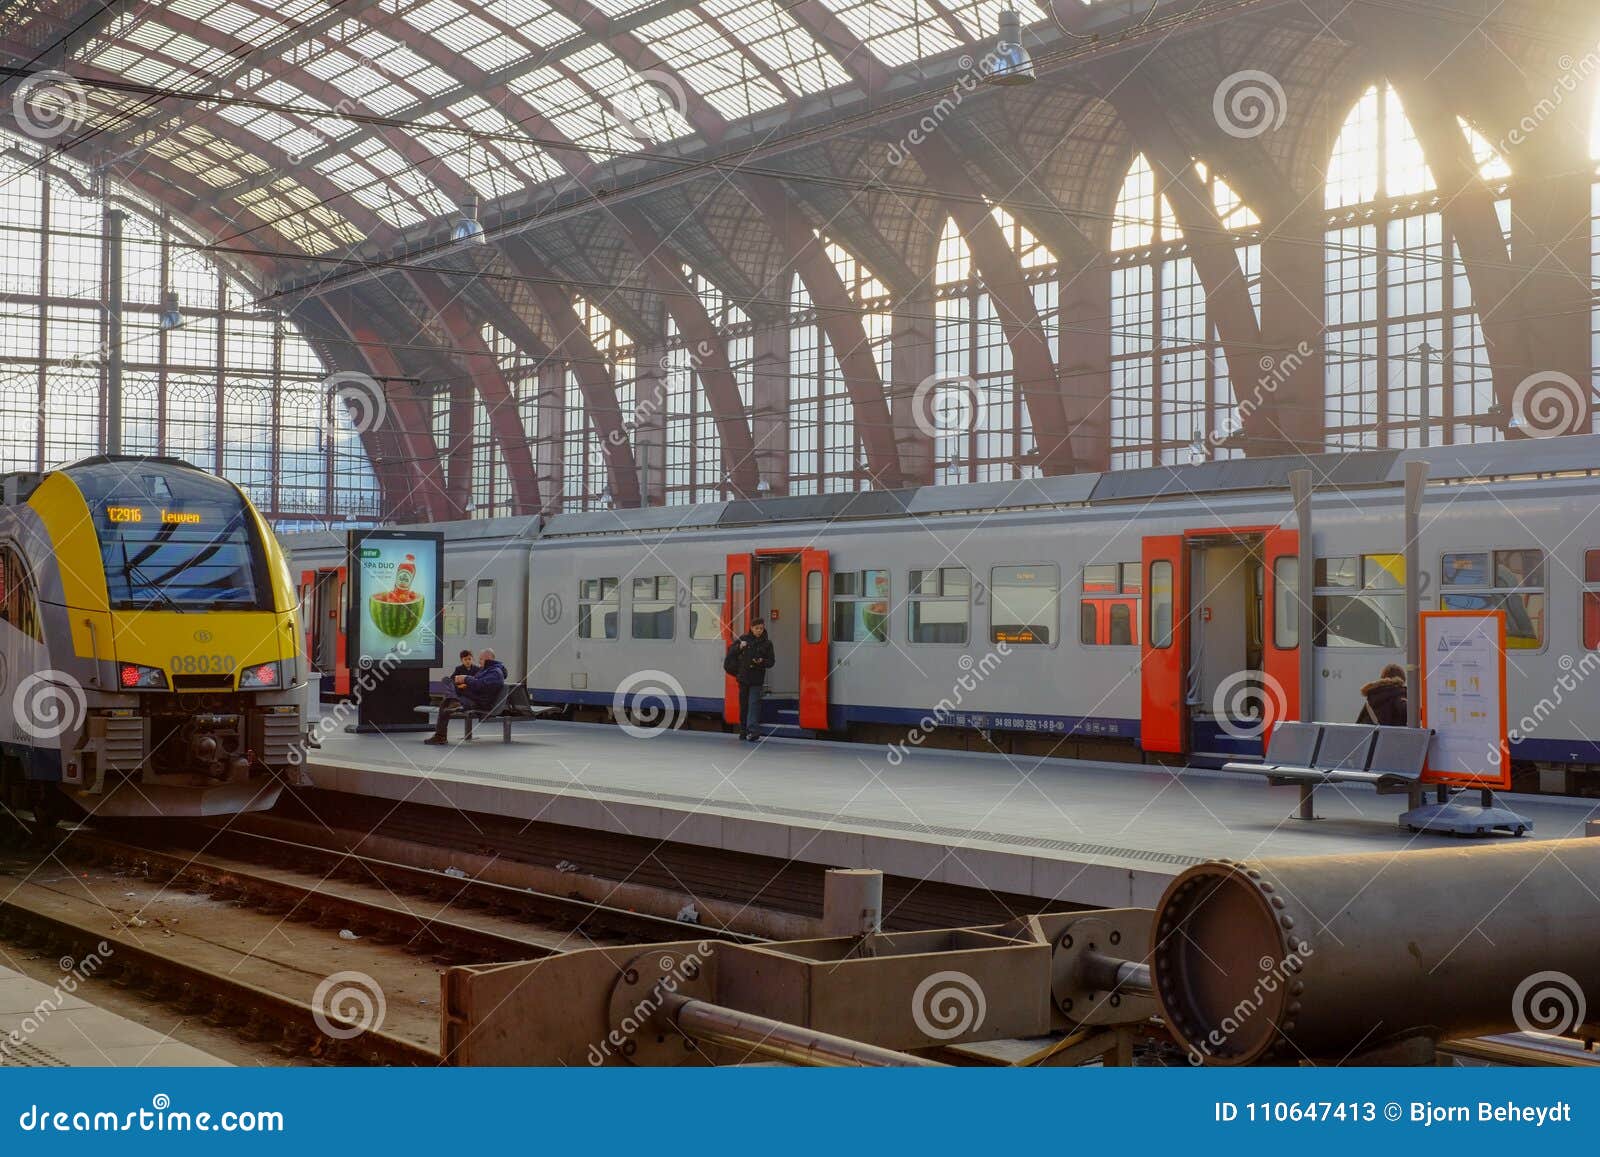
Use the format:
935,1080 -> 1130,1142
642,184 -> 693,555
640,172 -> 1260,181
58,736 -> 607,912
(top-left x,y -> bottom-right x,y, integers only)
669,997 -> 944,1067
1152,842 -> 1600,1065
1080,951 -> 1155,999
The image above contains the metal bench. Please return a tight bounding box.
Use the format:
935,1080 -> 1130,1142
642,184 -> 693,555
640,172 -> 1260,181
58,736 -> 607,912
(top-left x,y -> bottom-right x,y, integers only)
1223,722 -> 1434,820
461,682 -> 559,742
418,682 -> 558,742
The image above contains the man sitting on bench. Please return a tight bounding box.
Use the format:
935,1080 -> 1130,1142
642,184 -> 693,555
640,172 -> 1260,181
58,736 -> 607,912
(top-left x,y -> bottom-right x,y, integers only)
424,647 -> 507,745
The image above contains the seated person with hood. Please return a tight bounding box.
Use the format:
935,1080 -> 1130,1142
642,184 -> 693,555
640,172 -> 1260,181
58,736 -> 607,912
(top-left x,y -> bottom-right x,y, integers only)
425,648 -> 507,744
1357,663 -> 1408,726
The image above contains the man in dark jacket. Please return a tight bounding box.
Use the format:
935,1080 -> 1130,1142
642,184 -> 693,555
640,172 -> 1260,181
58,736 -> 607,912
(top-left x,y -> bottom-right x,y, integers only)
425,649 -> 508,744
1358,663 -> 1408,726
727,619 -> 774,741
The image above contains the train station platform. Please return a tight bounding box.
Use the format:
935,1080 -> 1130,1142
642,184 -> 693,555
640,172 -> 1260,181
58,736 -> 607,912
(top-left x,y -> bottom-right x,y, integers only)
0,966 -> 224,1067
306,723 -> 1600,909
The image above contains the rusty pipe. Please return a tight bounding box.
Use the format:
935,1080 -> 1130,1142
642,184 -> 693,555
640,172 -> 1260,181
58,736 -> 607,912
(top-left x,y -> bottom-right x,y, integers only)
1152,842 -> 1600,1065
665,996 -> 943,1067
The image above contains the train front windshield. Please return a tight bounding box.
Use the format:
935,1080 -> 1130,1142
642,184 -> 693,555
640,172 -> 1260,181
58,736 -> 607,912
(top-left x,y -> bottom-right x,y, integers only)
72,463 -> 272,611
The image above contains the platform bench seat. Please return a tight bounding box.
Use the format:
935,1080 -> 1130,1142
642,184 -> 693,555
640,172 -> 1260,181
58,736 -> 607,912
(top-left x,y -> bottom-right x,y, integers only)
1223,722 -> 1433,791
418,682 -> 559,742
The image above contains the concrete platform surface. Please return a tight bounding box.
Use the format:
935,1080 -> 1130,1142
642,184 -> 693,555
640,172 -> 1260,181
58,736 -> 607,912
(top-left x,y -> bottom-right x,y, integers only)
308,722 -> 1600,909
0,966 -> 225,1067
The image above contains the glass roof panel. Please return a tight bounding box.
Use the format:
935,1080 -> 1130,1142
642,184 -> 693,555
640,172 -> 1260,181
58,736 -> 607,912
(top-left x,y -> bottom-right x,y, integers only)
702,0 -> 853,97
508,43 -> 694,156
632,9 -> 785,119
814,0 -> 964,67
301,49 -> 421,115
940,0 -> 1048,39
478,0 -> 580,48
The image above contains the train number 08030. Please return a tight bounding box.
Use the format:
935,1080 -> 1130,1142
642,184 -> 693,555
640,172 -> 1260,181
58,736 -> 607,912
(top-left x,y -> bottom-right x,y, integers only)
169,653 -> 235,674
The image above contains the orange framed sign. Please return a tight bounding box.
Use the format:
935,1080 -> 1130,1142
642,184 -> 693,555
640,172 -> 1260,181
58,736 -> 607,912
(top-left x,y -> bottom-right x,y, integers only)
1419,609 -> 1510,789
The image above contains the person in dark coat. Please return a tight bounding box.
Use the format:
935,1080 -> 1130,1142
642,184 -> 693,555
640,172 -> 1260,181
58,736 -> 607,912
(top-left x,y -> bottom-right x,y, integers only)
1358,663 -> 1409,726
452,650 -> 476,678
727,619 -> 774,741
426,649 -> 508,744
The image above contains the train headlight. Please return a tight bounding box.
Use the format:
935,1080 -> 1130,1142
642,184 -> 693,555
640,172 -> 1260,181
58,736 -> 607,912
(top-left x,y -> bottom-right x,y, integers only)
238,661 -> 283,690
119,663 -> 167,690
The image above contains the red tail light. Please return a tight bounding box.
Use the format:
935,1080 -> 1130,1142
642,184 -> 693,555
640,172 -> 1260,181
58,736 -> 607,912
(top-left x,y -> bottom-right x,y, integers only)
120,664 -> 139,688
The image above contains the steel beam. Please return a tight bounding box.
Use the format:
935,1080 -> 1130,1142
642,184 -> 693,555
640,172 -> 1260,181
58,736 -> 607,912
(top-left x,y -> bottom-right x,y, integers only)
739,175 -> 903,488
504,241 -> 643,509
1104,84 -> 1274,454
404,271 -> 543,515
308,295 -> 454,523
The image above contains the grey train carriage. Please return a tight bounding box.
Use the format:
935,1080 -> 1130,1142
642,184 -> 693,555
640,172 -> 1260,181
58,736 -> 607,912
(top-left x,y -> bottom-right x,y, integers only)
283,437 -> 1600,797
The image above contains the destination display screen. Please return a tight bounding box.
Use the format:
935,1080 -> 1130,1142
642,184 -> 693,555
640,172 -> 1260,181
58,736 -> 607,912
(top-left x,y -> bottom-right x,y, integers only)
347,530 -> 444,670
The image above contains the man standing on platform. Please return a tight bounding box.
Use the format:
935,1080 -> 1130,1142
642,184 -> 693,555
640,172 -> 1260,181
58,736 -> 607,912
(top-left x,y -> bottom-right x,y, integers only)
728,619 -> 774,742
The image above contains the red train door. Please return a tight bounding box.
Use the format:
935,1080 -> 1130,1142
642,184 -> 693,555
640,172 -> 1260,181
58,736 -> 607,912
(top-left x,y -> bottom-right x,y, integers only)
1141,536 -> 1188,753
724,549 -> 830,731
723,553 -> 754,725
1260,529 -> 1301,741
797,547 -> 829,730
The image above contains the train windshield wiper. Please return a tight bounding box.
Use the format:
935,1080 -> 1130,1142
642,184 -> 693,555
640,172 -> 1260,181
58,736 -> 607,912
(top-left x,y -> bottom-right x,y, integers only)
119,543 -> 183,613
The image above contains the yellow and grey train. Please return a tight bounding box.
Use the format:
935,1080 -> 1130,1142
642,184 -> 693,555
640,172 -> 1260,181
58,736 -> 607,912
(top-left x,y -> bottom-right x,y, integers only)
0,456 -> 308,824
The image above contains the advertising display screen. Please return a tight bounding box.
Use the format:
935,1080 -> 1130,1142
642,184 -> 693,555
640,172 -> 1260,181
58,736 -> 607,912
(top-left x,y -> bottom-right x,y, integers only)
347,530 -> 443,669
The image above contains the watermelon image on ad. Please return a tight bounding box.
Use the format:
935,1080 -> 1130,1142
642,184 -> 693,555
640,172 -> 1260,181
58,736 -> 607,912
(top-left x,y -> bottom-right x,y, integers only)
370,588 -> 426,638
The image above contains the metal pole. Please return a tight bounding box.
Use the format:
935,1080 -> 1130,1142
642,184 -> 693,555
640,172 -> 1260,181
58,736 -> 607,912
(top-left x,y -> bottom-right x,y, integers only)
1404,458 -> 1428,808
1415,342 -> 1434,449
104,208 -> 124,456
1289,469 -> 1316,820
1403,459 -> 1427,728
666,996 -> 944,1067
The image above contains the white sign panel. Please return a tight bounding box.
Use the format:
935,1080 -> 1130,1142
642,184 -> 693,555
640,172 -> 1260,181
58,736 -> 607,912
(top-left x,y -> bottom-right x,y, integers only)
1420,610 -> 1508,786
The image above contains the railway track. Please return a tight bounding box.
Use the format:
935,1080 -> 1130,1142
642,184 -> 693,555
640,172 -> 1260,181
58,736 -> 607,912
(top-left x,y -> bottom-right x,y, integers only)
0,822 -> 763,1066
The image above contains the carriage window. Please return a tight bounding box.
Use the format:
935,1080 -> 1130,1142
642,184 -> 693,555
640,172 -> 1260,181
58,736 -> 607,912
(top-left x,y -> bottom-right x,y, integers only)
0,546 -> 40,642
1150,562 -> 1173,649
689,575 -> 724,640
806,571 -> 823,644
578,577 -> 619,640
1585,552 -> 1600,650
1273,557 -> 1299,649
730,573 -> 746,637
832,569 -> 889,644
1313,554 -> 1404,648
473,580 -> 496,635
631,576 -> 676,640
442,580 -> 467,637
1441,549 -> 1546,650
908,566 -> 970,645
1080,562 -> 1141,647
992,565 -> 1058,645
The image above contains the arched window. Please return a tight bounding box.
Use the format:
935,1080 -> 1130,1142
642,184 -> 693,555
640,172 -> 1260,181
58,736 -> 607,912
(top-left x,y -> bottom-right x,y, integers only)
1323,84 -> 1509,449
788,239 -> 890,495
1109,154 -> 1259,468
559,297 -> 634,512
1591,90 -> 1600,432
933,206 -> 1055,484
0,138 -> 378,523
664,267 -> 749,505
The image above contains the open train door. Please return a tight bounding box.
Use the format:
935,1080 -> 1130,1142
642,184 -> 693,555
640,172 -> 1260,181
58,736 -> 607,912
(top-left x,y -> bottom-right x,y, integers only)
1260,528 -> 1302,742
723,553 -> 754,726
1140,536 -> 1188,754
301,566 -> 348,696
797,547 -> 830,730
